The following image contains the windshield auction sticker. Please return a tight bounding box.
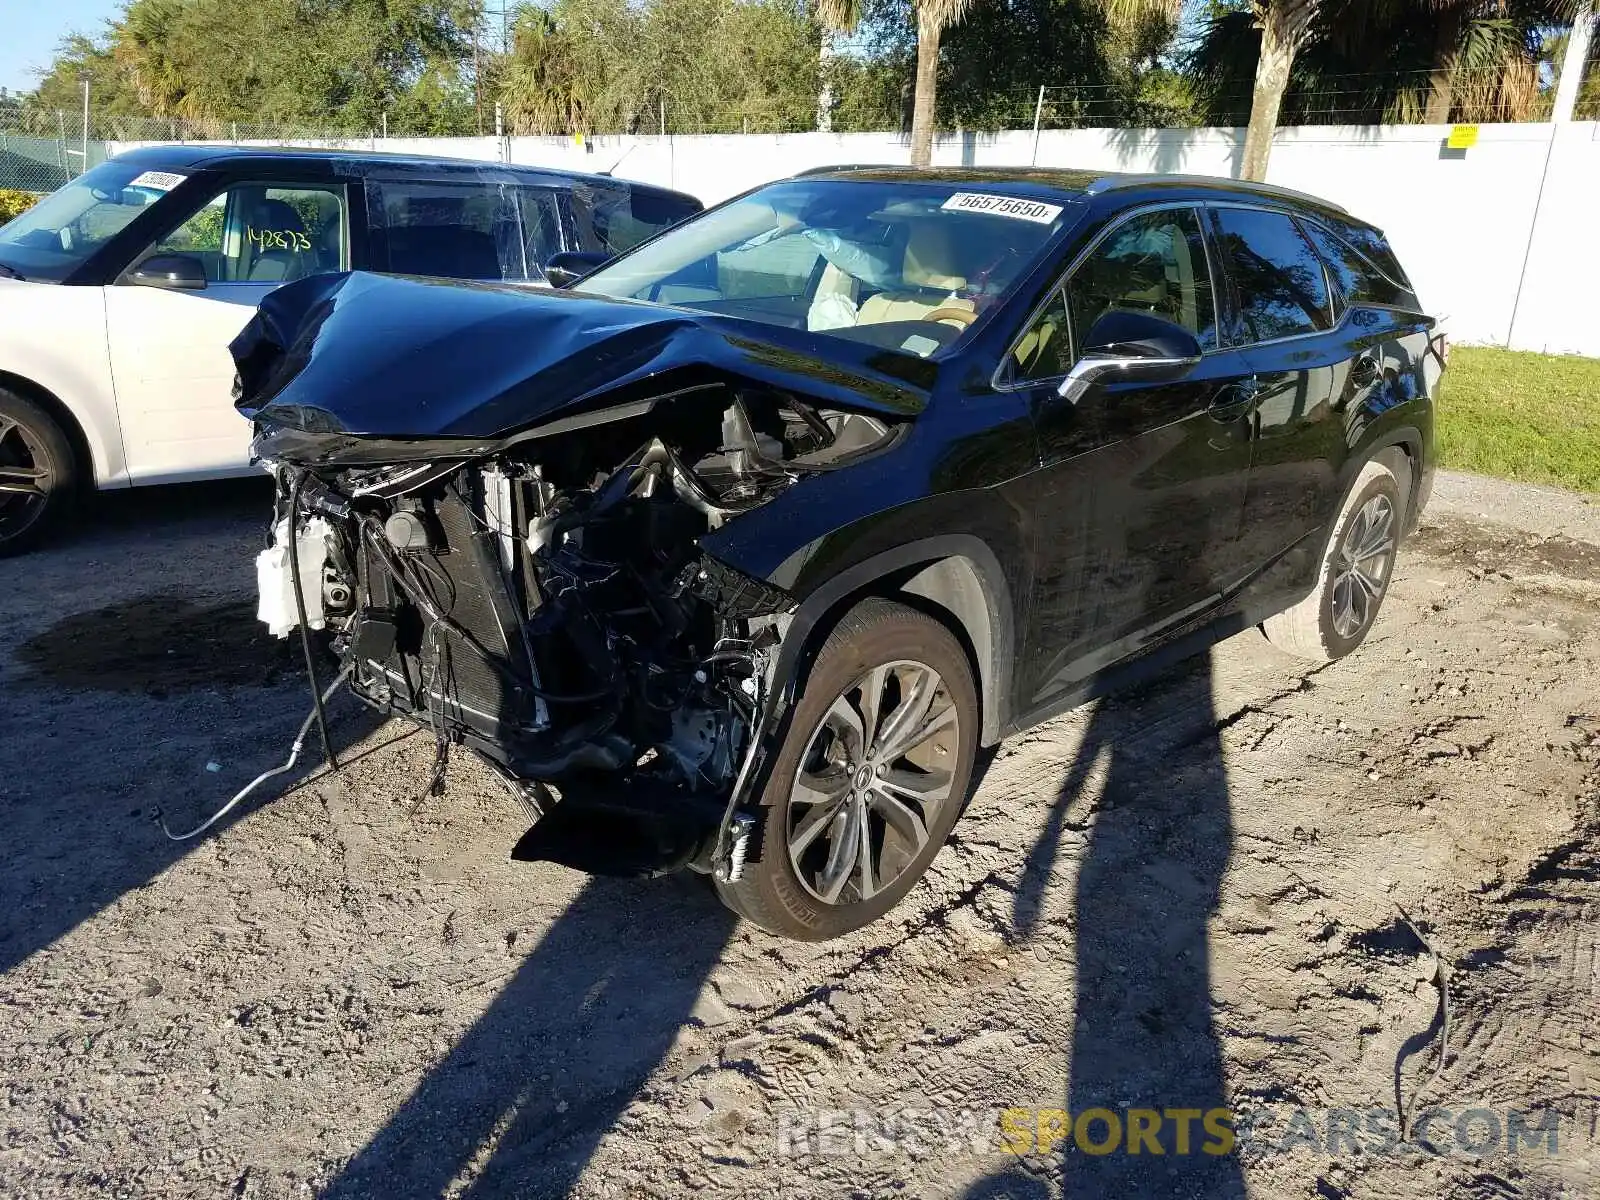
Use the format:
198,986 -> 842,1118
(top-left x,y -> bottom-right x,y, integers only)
941,192 -> 1063,224
127,170 -> 187,192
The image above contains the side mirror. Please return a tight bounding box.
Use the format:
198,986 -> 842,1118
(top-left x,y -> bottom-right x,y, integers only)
545,249 -> 610,289
1057,310 -> 1202,404
127,253 -> 208,291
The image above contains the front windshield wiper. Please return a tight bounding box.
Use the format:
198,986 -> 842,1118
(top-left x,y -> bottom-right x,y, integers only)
0,262 -> 24,280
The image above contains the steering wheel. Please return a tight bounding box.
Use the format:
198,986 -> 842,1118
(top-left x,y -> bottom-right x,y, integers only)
922,305 -> 978,329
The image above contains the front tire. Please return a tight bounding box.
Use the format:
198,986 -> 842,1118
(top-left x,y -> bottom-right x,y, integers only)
0,390 -> 79,557
716,598 -> 978,940
1261,458 -> 1404,662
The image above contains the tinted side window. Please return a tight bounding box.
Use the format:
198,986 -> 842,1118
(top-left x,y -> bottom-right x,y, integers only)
370,179 -> 560,281
572,184 -> 700,257
1323,216 -> 1413,291
1066,207 -> 1218,353
617,190 -> 700,250
506,186 -> 563,275
1011,289 -> 1072,383
1214,208 -> 1332,342
1301,220 -> 1415,310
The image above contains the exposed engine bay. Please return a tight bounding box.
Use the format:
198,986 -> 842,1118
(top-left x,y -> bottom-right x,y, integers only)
256,386 -> 896,878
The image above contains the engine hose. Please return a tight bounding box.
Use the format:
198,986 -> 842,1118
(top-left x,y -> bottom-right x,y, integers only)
289,471 -> 338,771
159,667 -> 351,841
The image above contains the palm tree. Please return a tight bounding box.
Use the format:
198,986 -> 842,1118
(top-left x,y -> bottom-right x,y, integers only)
813,0 -> 860,131
113,0 -> 190,117
906,0 -> 980,165
813,0 -> 978,166
813,0 -> 1180,165
500,10 -> 582,135
1193,0 -> 1585,158
1323,0 -> 1582,123
882,0 -> 1184,168
1240,0 -> 1322,181
1097,0 -> 1185,42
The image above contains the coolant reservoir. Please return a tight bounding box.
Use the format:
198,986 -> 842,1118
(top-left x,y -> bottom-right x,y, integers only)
256,516 -> 332,638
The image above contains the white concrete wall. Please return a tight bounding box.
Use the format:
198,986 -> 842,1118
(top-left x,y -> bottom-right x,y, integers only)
110,121 -> 1600,356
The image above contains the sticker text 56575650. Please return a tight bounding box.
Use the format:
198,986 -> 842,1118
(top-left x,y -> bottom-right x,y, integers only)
940,192 -> 1064,225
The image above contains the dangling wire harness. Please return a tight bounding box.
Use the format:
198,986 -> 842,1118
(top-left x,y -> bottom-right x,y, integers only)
157,667 -> 351,841
158,469 -> 356,841
288,470 -> 339,771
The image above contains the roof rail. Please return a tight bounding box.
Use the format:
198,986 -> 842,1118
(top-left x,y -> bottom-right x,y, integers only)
1083,173 -> 1348,215
790,163 -> 897,177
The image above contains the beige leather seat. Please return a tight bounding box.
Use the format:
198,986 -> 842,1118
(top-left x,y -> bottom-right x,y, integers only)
855,221 -> 976,328
1079,219 -> 1201,334
1013,309 -> 1063,377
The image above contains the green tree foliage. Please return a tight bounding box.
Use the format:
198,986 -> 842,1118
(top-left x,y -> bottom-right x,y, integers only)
1192,0 -> 1585,125
19,0 -> 1588,142
26,0 -> 477,135
817,0 -> 917,130
940,0 -> 1116,127
825,55 -> 914,130
939,0 -> 1202,127
26,34 -> 147,122
818,0 -> 1202,134
498,0 -> 820,134
1548,22 -> 1600,119
17,0 -> 1207,140
0,191 -> 41,222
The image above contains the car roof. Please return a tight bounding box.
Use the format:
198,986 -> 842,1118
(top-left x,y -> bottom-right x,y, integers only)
108,143 -> 700,203
790,164 -> 1349,217
791,165 -> 1103,200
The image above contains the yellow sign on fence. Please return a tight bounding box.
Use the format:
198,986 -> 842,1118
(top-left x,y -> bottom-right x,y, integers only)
1448,124 -> 1480,150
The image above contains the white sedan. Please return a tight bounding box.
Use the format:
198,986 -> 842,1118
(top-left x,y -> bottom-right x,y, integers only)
0,145 -> 700,553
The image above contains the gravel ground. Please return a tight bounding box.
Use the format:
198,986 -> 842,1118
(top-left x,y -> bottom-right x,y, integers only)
1,470 -> 1596,1200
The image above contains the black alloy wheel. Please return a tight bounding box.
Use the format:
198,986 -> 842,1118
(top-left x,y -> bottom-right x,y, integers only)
0,391 -> 78,556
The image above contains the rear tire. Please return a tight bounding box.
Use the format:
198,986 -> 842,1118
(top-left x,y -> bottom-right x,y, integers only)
1261,458 -> 1403,662
715,598 -> 978,940
0,390 -> 79,557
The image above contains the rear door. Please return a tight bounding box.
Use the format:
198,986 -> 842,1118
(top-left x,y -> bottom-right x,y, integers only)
1208,205 -> 1348,568
105,177 -> 348,482
1012,204 -> 1259,713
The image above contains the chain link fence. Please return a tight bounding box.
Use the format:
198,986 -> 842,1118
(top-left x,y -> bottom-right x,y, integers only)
0,111 -> 390,200
0,119 -> 98,194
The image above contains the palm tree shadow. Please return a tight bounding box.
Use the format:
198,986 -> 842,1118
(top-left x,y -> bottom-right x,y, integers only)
325,671 -> 1015,1197
968,650 -> 1246,1198
321,872 -> 736,1198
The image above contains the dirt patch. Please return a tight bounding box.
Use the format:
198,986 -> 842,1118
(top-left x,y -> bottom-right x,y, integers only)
15,592 -> 299,694
1413,514 -> 1600,584
0,475 -> 1596,1200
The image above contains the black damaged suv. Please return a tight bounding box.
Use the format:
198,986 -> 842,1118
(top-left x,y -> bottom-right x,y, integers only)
235,167 -> 1444,939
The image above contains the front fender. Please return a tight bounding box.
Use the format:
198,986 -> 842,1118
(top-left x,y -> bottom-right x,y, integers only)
753,532 -> 1019,748
0,281 -> 125,486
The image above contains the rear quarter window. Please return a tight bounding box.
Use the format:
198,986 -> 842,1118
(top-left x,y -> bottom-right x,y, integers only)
1322,216 -> 1413,287
573,184 -> 700,257
1302,219 -> 1419,312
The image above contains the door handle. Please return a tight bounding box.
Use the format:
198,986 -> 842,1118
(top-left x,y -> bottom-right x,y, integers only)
1207,377 -> 1260,424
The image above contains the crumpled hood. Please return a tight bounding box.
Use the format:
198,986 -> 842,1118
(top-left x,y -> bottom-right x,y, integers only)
231,271 -> 933,447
